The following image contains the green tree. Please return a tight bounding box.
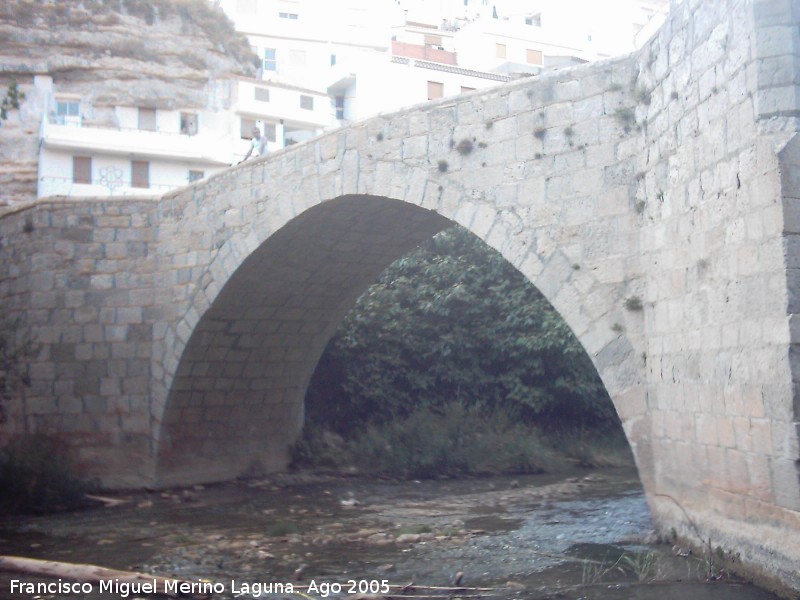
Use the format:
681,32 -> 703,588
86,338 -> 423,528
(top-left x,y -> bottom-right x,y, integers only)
306,226 -> 617,434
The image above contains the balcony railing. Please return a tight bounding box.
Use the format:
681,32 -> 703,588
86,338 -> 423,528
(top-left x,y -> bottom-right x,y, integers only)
40,119 -> 232,165
38,175 -> 187,198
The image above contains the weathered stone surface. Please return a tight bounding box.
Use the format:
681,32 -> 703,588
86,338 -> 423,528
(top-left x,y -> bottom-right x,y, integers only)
1,0 -> 800,593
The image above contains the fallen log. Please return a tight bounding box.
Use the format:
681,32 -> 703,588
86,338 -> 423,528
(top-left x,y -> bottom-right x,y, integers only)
0,555 -> 209,598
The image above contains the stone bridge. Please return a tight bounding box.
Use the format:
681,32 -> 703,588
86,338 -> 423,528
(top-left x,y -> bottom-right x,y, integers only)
2,0 -> 800,591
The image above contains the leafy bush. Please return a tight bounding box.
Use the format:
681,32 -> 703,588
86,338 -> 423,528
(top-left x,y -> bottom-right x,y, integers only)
0,434 -> 96,514
293,403 -> 550,479
306,226 -> 618,435
544,428 -> 633,469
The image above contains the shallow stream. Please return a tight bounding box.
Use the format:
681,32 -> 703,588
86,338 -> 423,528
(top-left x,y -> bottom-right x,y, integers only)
0,468 -> 783,600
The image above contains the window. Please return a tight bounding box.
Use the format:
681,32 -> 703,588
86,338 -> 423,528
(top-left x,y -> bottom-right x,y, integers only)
427,81 -> 443,100
138,107 -> 156,131
526,49 -> 543,65
330,54 -> 336,66
300,95 -> 314,110
263,48 -> 277,71
335,95 -> 345,120
525,13 -> 542,26
72,156 -> 91,184
188,170 -> 204,183
289,50 -> 306,66
460,86 -> 476,94
131,160 -> 149,189
180,112 -> 198,135
254,87 -> 270,102
495,43 -> 506,59
279,12 -> 298,19
55,99 -> 80,125
241,117 -> 257,139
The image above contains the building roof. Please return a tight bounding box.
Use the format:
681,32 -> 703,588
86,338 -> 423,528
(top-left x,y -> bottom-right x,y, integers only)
390,57 -> 512,82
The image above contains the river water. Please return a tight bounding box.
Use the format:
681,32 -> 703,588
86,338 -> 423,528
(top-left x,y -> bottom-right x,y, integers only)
0,468 -> 783,600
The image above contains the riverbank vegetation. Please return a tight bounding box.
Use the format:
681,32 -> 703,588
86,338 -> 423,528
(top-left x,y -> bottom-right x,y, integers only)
0,433 -> 96,515
294,226 -> 633,477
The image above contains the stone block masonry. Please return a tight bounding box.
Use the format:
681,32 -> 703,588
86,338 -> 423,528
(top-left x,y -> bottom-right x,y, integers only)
1,0 -> 800,593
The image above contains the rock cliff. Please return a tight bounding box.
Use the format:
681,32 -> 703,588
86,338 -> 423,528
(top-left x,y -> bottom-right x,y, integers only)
0,0 -> 258,206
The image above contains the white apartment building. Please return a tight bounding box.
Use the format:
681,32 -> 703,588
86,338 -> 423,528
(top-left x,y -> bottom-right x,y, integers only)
219,0 -> 668,124
36,75 -> 336,199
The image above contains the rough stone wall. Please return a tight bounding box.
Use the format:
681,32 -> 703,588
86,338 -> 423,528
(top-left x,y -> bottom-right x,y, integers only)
1,0 -> 800,591
0,198 -> 159,486
631,0 -> 800,589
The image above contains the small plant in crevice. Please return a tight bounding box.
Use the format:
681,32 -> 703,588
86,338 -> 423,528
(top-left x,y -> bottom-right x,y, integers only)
656,190 -> 665,203
533,127 -> 547,139
564,125 -> 574,146
485,120 -> 494,129
634,86 -> 651,106
477,141 -> 487,149
456,138 -> 473,155
534,153 -> 543,160
437,159 -> 449,172
1,81 -> 26,121
634,199 -> 646,214
624,296 -> 644,311
614,108 -> 635,132
611,322 -> 624,334
375,132 -> 383,141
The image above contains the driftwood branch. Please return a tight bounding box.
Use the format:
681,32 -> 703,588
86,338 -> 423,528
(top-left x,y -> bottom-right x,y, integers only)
0,555 -> 206,598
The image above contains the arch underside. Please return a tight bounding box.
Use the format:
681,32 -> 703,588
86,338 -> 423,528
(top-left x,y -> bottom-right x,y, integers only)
156,196 -> 451,485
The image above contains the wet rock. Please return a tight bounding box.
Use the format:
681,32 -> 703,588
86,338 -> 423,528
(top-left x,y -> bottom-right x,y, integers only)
354,528 -> 382,538
366,533 -> 395,546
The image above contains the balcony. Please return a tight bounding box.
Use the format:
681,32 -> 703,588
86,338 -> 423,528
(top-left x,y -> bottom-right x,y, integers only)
392,41 -> 457,65
40,119 -> 232,166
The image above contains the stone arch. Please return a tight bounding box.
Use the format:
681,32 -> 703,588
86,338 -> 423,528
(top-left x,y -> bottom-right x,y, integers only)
153,158 -> 649,487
